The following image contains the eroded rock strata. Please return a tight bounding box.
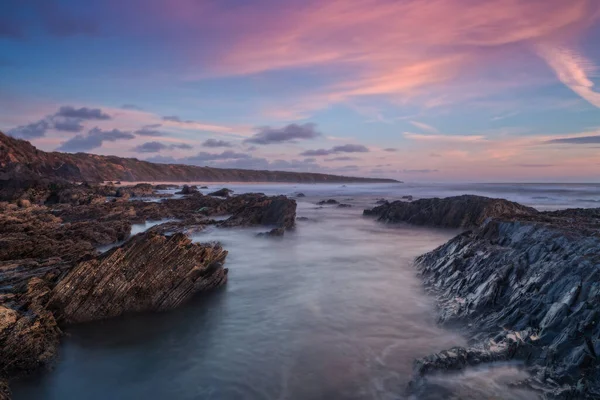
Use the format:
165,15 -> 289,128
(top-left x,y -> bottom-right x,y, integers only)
364,196 -> 600,398
364,194 -> 536,228
50,232 -> 228,324
0,184 -> 297,397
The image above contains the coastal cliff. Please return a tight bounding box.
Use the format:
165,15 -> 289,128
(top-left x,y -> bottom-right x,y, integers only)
0,131 -> 398,184
366,196 -> 600,398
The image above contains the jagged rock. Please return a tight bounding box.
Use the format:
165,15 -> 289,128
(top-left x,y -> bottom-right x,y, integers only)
200,186 -> 208,189
154,184 -> 179,190
375,198 -> 388,205
337,203 -> 352,208
220,195 -> 296,229
0,379 -> 10,400
364,195 -> 536,228
402,195 -> 413,201
408,200 -> 600,396
50,232 -> 228,324
208,188 -> 233,197
176,184 -> 199,195
296,193 -> 306,197
0,278 -> 61,381
116,183 -> 155,198
317,199 -> 339,205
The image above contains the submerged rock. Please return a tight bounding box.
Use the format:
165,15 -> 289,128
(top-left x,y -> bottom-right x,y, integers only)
317,199 -> 339,205
337,203 -> 352,208
50,231 -> 228,324
364,195 -> 536,228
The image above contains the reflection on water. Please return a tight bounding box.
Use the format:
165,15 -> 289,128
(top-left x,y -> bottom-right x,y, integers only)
12,185 -> 549,399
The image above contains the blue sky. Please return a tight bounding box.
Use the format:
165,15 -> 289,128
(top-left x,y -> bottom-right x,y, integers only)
1,0 -> 600,181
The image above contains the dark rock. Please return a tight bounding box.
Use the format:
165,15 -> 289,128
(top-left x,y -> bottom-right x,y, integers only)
337,203 -> 352,208
208,188 -> 233,197
403,197 -> 600,396
364,195 -> 536,228
200,186 -> 208,189
154,184 -> 179,190
220,194 -> 296,229
49,232 -> 228,324
317,199 -> 339,205
296,217 -> 310,221
401,195 -> 413,201
175,185 -> 199,195
116,183 -> 155,198
375,198 -> 388,205
296,193 -> 306,197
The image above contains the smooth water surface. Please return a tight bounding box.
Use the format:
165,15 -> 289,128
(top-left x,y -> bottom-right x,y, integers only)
13,183 -> 582,399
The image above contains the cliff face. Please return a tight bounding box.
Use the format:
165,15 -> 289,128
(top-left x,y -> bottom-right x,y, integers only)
364,195 -> 537,228
0,131 -> 398,184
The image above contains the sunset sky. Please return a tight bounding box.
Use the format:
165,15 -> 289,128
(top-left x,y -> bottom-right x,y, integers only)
1,0 -> 600,181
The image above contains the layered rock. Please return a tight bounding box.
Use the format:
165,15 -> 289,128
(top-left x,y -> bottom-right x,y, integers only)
0,278 -> 61,382
401,200 -> 600,398
220,194 -> 296,229
50,232 -> 228,324
364,195 -> 536,228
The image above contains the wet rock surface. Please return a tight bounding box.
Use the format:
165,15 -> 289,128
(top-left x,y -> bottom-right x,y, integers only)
317,199 -> 339,205
0,183 -> 297,395
50,232 -> 228,324
382,196 -> 600,398
364,194 -> 536,228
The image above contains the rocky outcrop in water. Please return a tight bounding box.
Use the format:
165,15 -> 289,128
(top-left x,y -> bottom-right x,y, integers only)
364,195 -> 536,228
50,232 -> 228,324
389,197 -> 600,398
220,194 -> 296,229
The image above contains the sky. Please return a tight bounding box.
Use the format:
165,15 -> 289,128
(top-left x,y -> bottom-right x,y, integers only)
1,0 -> 600,182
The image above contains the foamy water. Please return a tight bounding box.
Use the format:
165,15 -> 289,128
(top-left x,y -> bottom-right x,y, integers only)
13,183 -> 588,399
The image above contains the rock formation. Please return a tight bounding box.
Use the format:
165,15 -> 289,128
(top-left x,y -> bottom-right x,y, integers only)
364,194 -> 536,228
50,232 -> 228,324
366,195 -> 600,398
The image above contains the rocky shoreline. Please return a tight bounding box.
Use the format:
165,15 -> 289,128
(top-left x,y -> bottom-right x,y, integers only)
0,183 -> 296,398
365,195 -> 600,398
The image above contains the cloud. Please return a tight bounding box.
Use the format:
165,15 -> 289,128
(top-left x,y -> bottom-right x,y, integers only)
402,169 -> 439,173
131,141 -> 169,153
409,120 -> 439,133
245,123 -> 321,145
161,115 -> 233,132
162,115 -> 188,123
545,135 -> 600,144
52,118 -> 84,132
202,138 -> 233,148
516,164 -> 555,168
384,148 -> 398,152
325,156 -> 358,161
537,44 -> 600,108
56,106 -> 111,120
403,132 -> 485,142
58,127 -> 134,152
300,143 -> 369,156
183,150 -> 252,164
7,120 -> 50,139
131,141 -> 193,153
135,124 -> 168,137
